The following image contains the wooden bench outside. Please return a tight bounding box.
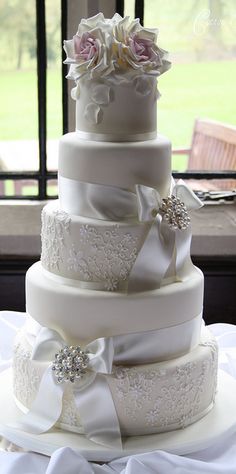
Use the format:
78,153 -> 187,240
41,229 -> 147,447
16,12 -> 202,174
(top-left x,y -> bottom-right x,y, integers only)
173,118 -> 236,190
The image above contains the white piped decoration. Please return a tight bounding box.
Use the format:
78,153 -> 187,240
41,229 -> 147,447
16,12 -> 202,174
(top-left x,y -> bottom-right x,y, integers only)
155,87 -> 161,101
134,76 -> 152,96
91,84 -> 111,105
71,85 -> 80,100
84,103 -> 102,124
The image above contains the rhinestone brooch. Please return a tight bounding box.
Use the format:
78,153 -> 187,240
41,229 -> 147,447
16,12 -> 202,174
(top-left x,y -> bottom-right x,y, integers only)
52,345 -> 89,383
159,196 -> 190,230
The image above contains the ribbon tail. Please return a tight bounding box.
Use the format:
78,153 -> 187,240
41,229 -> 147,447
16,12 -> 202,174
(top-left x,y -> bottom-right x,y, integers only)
128,218 -> 175,291
74,374 -> 122,449
12,366 -> 65,434
175,226 -> 192,280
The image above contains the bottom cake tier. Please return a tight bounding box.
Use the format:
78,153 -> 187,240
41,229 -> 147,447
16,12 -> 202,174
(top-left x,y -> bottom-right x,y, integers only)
12,320 -> 218,438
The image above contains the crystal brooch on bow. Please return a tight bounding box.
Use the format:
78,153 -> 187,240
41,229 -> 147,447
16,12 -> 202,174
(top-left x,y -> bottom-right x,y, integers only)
52,345 -> 89,383
159,196 -> 190,230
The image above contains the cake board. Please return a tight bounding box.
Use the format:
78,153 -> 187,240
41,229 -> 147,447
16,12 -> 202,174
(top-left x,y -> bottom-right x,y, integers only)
0,368 -> 236,462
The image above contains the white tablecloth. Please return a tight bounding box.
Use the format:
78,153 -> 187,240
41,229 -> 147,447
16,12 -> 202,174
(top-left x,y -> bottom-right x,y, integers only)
0,311 -> 236,474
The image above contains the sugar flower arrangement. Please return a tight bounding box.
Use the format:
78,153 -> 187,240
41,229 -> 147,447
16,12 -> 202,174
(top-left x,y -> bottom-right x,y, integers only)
64,13 -> 171,84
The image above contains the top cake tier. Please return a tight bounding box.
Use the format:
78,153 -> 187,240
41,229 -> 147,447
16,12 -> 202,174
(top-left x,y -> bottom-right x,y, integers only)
74,76 -> 157,141
64,13 -> 171,142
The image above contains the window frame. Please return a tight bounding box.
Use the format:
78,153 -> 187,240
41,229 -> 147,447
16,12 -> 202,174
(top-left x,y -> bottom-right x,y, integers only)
0,0 -> 235,201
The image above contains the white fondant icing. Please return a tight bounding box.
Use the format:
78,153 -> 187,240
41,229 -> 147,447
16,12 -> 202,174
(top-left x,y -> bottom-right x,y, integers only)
84,103 -> 102,124
91,84 -> 111,105
26,261 -> 204,345
41,200 -> 149,287
58,133 -> 172,194
75,78 -> 157,139
71,85 -> 80,100
134,76 -> 152,96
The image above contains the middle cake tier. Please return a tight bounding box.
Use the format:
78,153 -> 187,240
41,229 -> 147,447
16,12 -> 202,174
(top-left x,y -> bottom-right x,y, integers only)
41,200 -> 150,289
58,133 -> 172,217
26,261 -> 203,358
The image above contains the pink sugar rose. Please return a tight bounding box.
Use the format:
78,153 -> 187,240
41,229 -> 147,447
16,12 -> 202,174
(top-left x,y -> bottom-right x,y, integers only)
63,14 -> 171,83
73,33 -> 98,63
64,24 -> 115,82
128,34 -> 157,63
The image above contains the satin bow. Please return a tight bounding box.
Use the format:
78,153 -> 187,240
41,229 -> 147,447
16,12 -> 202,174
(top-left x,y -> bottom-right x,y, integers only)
129,180 -> 203,290
136,179 -> 202,221
59,176 -> 203,291
14,327 -> 122,449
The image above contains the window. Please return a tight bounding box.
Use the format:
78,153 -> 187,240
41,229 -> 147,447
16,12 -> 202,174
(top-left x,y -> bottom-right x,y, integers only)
0,0 -> 65,199
0,0 -> 235,199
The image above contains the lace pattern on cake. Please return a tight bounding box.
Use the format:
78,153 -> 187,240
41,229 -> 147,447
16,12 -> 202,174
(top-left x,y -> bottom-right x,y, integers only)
60,387 -> 81,427
200,337 -> 218,402
41,208 -> 71,270
13,336 -> 83,430
67,224 -> 138,290
113,342 -> 218,430
13,335 -> 218,435
13,334 -> 41,408
41,207 -> 139,290
113,366 -> 165,421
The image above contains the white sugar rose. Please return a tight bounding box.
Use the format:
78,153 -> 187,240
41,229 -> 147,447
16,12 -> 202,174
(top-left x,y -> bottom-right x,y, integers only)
64,14 -> 115,81
112,15 -> 171,76
63,13 -> 171,84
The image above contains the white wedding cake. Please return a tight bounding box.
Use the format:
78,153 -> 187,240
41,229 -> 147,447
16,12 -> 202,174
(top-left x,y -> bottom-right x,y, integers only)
12,13 -> 218,449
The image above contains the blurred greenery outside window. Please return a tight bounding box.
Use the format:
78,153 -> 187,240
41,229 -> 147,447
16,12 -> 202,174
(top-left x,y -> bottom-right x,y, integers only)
0,0 -> 236,198
0,0 -> 61,197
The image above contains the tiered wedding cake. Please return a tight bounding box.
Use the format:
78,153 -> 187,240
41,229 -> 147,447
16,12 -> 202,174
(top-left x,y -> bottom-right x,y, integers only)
12,14 -> 218,449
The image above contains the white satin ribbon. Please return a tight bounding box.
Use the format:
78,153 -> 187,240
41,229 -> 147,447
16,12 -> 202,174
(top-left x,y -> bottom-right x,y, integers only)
75,129 -> 157,142
13,313 -> 202,447
59,176 -> 137,220
59,176 -> 202,290
14,328 -> 122,449
129,179 -> 203,290
25,312 -> 202,365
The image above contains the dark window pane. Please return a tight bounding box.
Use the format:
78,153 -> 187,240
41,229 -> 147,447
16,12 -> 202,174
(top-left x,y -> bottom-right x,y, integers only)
46,0 -> 62,172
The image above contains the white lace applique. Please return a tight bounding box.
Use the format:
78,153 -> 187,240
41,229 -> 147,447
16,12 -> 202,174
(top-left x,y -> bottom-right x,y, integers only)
200,337 -> 218,401
133,76 -> 152,96
113,366 -> 163,421
13,336 -> 41,408
113,347 -> 217,430
91,84 -> 111,105
84,103 -> 102,124
13,337 -> 83,432
41,208 -> 71,270
60,387 -> 81,428
67,225 -> 138,290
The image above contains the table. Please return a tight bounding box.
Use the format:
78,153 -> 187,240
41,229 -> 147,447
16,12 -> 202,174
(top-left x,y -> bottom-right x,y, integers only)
0,311 -> 236,473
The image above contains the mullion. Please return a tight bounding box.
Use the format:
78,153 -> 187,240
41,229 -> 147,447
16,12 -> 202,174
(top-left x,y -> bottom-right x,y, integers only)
116,0 -> 124,17
173,171 -> 236,180
0,172 -> 57,180
0,172 -> 235,181
61,0 -> 68,134
135,0 -> 144,25
36,0 -> 47,199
